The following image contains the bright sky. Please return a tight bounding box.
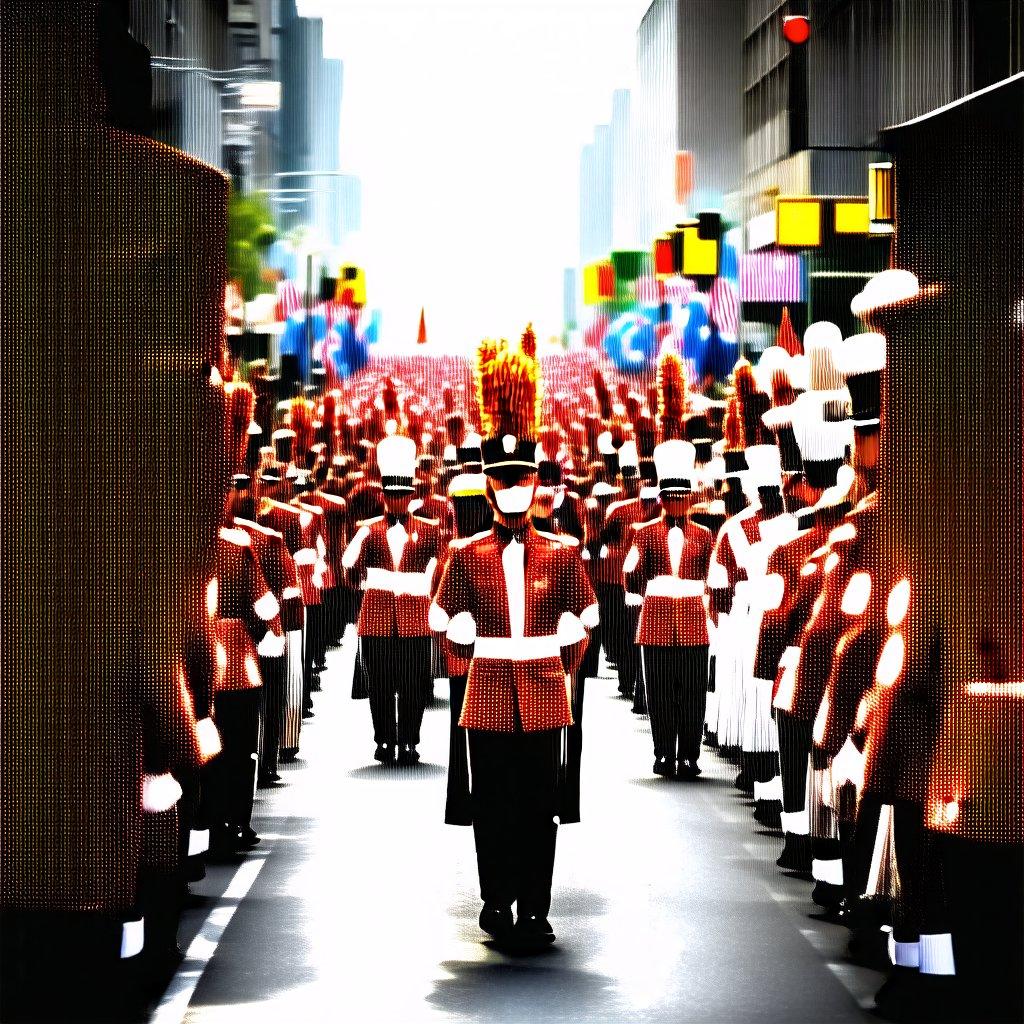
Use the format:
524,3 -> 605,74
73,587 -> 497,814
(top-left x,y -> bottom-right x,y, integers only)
297,0 -> 651,352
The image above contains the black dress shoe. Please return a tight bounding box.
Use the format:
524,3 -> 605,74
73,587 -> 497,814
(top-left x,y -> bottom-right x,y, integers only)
653,757 -> 674,777
753,799 -> 782,829
677,760 -> 701,780
512,914 -> 555,948
235,826 -> 261,849
776,832 -> 813,873
811,880 -> 844,910
478,904 -> 513,939
397,745 -> 421,765
374,743 -> 394,763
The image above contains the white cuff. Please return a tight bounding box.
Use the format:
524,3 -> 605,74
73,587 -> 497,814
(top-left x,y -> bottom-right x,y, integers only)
598,545 -> 609,559
188,828 -> 210,857
294,547 -> 317,566
141,772 -> 183,813
812,858 -> 844,886
446,612 -> 476,646
557,612 -> 587,646
428,602 -> 450,632
580,602 -> 600,628
195,717 -> 222,760
753,775 -> 783,802
624,592 -> 643,607
120,919 -> 145,960
257,630 -> 286,658
893,941 -> 920,968
282,586 -> 302,600
253,591 -> 280,621
780,809 -> 809,836
622,547 -> 640,574
752,573 -> 785,611
919,933 -> 956,976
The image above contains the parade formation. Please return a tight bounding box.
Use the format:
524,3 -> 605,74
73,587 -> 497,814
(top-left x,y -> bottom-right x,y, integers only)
3,3 -> 1022,1024
24,291 -> 1009,1018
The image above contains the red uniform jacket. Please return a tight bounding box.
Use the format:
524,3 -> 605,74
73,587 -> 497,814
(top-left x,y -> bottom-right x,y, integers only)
258,499 -> 325,607
299,490 -> 348,584
234,518 -> 303,633
624,517 -> 713,646
213,527 -> 285,691
343,514 -> 442,637
595,496 -> 650,586
432,529 -> 598,732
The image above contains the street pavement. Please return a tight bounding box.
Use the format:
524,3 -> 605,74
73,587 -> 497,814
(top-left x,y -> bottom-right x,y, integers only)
156,634 -> 883,1024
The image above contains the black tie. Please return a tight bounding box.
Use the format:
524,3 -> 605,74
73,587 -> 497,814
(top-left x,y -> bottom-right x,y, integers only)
495,522 -> 528,545
387,513 -> 408,529
665,516 -> 684,529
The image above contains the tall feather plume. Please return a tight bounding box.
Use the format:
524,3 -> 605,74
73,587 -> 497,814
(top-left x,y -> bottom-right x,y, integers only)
657,348 -> 688,440
733,358 -> 769,446
593,369 -> 614,421
477,337 -> 542,438
382,376 -> 401,422
475,338 -> 499,434
521,322 -> 537,359
722,394 -> 743,450
226,383 -> 255,475
771,370 -> 797,408
289,395 -> 315,459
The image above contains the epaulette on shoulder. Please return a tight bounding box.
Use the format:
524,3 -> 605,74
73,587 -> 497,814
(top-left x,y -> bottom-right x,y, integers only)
631,518 -> 660,532
536,530 -> 579,547
218,526 -> 251,547
450,529 -> 490,550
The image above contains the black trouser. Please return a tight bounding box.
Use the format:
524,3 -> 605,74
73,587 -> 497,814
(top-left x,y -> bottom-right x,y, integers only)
776,709 -> 813,813
205,688 -> 261,830
939,834 -> 1023,1021
362,636 -> 431,746
892,799 -> 947,943
468,728 -> 561,916
595,582 -> 623,672
642,645 -> 709,761
445,675 -> 471,823
846,791 -> 884,901
561,673 -> 586,824
578,621 -> 603,681
258,653 -> 286,778
307,602 -> 327,673
618,603 -> 642,697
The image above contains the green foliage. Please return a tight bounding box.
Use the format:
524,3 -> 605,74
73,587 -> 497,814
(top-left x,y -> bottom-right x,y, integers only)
227,189 -> 277,301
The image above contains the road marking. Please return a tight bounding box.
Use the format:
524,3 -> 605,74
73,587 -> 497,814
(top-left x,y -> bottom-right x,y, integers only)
151,852 -> 269,1024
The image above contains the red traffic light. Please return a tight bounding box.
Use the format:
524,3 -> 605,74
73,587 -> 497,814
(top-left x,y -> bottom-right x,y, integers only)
782,15 -> 810,44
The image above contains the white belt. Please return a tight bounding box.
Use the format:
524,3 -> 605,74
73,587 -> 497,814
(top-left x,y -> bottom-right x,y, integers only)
364,567 -> 431,597
645,576 -> 705,598
473,635 -> 562,660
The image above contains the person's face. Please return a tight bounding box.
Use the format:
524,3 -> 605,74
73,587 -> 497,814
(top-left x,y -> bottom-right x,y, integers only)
659,491 -> 691,518
486,470 -> 538,524
383,492 -> 413,515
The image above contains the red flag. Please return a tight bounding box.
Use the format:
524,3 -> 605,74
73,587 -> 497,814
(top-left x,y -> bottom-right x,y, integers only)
417,307 -> 427,345
776,305 -> 802,355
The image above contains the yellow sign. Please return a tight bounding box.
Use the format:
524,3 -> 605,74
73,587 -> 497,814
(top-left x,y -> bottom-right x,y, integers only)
681,226 -> 718,276
834,201 -> 870,234
776,197 -> 821,247
336,265 -> 366,306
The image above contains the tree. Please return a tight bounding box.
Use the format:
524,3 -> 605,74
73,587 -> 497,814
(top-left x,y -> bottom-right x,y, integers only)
226,189 -> 277,301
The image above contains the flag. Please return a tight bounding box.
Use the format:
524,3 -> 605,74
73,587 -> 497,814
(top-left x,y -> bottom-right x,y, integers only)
709,276 -> 740,342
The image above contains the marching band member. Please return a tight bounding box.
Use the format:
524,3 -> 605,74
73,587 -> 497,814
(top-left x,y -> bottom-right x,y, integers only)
343,429 -> 442,765
432,334 -> 597,949
624,439 -> 713,778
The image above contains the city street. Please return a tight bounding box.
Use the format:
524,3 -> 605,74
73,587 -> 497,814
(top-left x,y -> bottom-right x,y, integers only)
159,636 -> 880,1024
